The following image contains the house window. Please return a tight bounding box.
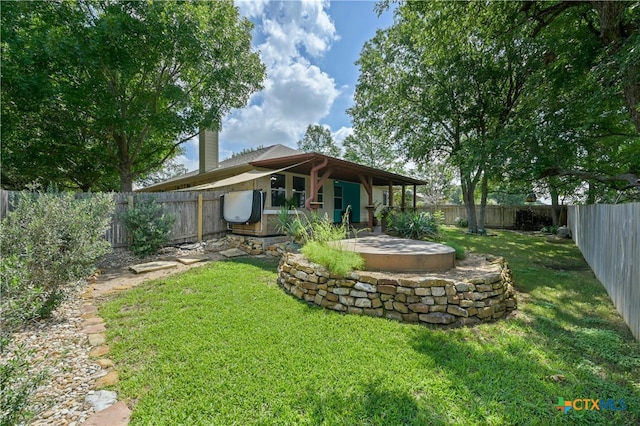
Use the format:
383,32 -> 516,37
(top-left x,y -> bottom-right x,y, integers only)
383,190 -> 389,206
334,184 -> 343,210
292,176 -> 306,208
316,186 -> 323,204
271,173 -> 286,207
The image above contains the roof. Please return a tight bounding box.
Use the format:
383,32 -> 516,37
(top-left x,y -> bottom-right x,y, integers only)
250,152 -> 426,186
139,145 -> 424,192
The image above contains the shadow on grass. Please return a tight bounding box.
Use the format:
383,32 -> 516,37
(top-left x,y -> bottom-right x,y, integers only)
302,380 -> 427,425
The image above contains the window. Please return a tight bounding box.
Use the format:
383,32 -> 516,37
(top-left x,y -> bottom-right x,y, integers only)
292,176 -> 306,208
383,190 -> 389,206
334,184 -> 343,210
270,173 -> 286,207
316,185 -> 323,204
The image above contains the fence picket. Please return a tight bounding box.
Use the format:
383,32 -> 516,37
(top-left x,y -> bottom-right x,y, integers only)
568,203 -> 640,340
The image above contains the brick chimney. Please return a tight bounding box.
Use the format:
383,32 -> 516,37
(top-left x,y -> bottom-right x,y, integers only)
199,128 -> 219,174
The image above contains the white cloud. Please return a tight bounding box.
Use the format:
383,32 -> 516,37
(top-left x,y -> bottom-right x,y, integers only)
332,126 -> 353,146
220,0 -> 341,152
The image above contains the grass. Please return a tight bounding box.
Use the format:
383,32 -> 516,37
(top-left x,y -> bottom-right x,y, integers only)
301,240 -> 365,275
100,228 -> 640,425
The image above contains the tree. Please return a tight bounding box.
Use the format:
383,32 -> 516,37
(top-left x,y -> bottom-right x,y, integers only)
342,128 -> 404,172
134,159 -> 189,189
297,124 -> 342,157
1,0 -> 265,192
351,1 -> 538,232
522,1 -> 640,133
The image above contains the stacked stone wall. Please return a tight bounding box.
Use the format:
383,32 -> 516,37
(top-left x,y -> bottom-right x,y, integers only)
278,253 -> 517,327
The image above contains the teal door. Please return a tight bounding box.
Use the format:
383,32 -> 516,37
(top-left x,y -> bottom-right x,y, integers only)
333,181 -> 360,223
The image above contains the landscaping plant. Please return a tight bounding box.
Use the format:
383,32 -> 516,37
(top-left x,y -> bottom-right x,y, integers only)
0,190 -> 114,325
119,197 -> 175,256
386,209 -> 443,240
0,190 -> 113,425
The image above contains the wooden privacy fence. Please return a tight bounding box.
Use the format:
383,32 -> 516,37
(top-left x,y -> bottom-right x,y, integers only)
418,204 -> 567,229
568,203 -> 640,340
108,191 -> 227,248
0,190 -> 228,248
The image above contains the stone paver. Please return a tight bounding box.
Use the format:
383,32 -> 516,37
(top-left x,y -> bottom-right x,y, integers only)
129,260 -> 177,274
82,401 -> 131,426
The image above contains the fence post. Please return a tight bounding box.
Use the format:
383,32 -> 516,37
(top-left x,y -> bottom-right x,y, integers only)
197,193 -> 203,241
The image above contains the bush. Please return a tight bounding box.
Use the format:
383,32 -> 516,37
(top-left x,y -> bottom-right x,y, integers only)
1,338 -> 45,426
455,217 -> 469,228
0,191 -> 114,325
277,207 -> 364,275
386,210 -> 442,240
120,198 -> 175,256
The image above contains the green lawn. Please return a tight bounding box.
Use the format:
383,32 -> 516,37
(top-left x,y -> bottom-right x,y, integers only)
100,228 -> 640,425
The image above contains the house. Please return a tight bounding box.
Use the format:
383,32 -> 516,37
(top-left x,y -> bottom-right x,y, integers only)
140,130 -> 425,237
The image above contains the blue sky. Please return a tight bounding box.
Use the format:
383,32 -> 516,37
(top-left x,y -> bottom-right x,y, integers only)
176,0 -> 395,171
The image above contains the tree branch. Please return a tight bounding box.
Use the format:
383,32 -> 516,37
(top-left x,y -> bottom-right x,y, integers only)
540,167 -> 640,191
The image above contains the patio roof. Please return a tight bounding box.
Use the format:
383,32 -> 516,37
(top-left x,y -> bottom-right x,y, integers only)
250,152 -> 425,187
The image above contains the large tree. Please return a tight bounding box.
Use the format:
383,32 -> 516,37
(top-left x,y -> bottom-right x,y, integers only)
297,124 -> 342,157
1,0 -> 265,192
342,128 -> 403,172
351,1 -> 537,232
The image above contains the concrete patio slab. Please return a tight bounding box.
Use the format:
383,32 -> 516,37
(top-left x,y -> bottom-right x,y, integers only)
333,235 -> 456,272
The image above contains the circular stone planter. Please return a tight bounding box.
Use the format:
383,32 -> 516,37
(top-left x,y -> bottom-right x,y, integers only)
332,235 -> 456,272
278,252 -> 517,328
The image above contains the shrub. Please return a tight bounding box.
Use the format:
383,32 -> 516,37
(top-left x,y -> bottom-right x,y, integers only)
0,191 -> 114,325
386,210 -> 442,240
1,338 -> 45,426
120,197 -> 175,256
278,207 -> 364,275
455,216 -> 469,228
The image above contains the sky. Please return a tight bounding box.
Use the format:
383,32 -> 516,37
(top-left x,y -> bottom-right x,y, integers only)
175,0 -> 395,172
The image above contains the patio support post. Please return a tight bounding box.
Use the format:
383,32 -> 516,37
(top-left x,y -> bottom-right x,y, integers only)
305,158 -> 329,210
401,185 -> 406,212
413,184 -> 417,211
358,174 -> 375,228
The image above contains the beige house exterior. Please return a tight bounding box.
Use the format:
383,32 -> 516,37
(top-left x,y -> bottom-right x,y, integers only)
140,131 -> 425,237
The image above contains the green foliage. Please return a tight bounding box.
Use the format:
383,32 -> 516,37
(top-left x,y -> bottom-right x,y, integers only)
120,198 -> 175,257
301,241 -> 365,276
455,217 -> 469,229
0,338 -> 45,426
0,191 -> 114,325
386,210 -> 442,241
297,124 -> 341,157
274,207 -> 364,275
1,0 -> 265,191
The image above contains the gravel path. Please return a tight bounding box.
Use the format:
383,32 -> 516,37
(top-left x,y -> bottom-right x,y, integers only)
2,244 -> 221,425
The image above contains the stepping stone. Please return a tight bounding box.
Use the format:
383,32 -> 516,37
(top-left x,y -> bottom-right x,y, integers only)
86,390 -> 117,412
129,261 -> 177,274
89,345 -> 110,358
81,305 -> 98,315
82,317 -> 104,326
176,255 -> 209,265
220,248 -> 248,258
82,401 -> 131,426
96,359 -> 114,369
95,371 -> 119,388
81,323 -> 106,334
88,334 -> 106,346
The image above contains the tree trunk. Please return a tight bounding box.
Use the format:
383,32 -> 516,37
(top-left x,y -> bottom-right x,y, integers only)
478,172 -> 488,233
119,167 -> 133,193
460,168 -> 479,233
549,178 -> 560,227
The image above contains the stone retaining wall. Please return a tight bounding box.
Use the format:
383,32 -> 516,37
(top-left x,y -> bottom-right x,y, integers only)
278,253 -> 517,327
